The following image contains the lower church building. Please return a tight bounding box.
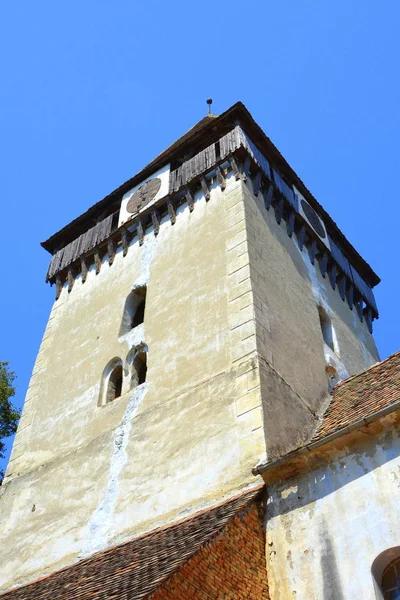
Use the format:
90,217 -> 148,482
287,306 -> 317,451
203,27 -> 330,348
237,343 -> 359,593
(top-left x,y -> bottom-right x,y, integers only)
0,102 -> 398,600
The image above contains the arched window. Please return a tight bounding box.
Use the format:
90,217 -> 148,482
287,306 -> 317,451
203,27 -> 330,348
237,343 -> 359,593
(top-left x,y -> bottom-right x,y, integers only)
99,358 -> 124,406
382,559 -> 400,599
372,547 -> 400,599
318,306 -> 335,352
132,351 -> 147,386
127,346 -> 148,389
119,287 -> 147,336
107,364 -> 122,403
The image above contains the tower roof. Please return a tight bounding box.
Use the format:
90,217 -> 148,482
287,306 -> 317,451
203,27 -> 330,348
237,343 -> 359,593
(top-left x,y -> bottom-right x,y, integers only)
41,102 -> 379,287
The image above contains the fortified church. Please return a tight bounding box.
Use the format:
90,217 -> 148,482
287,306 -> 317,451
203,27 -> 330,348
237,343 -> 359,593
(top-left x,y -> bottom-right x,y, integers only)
1,102 -> 399,600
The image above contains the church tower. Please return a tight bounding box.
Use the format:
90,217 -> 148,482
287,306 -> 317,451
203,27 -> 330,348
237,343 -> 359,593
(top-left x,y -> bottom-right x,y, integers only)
0,102 -> 380,594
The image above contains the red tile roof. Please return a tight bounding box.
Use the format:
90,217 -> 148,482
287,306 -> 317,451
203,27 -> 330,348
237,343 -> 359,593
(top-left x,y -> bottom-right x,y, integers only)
0,485 -> 263,600
312,351 -> 400,443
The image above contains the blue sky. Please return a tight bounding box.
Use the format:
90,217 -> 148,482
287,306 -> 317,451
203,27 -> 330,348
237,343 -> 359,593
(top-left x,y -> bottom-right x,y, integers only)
1,1 -> 399,473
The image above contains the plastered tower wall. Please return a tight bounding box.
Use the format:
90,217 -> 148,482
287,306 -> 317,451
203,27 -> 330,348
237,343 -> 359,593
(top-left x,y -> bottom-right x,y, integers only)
240,178 -> 379,459
0,174 -> 266,592
0,104 -> 381,595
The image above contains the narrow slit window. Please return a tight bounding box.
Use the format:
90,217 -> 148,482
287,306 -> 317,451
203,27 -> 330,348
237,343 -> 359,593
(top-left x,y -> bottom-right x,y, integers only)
318,306 -> 334,351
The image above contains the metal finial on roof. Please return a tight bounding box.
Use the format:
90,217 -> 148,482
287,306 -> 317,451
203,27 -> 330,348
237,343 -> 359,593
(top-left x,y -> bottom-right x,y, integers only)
206,98 -> 213,115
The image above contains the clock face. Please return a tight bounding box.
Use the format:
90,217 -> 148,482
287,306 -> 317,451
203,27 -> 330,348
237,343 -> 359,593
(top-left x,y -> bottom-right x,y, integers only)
300,199 -> 326,238
126,177 -> 162,214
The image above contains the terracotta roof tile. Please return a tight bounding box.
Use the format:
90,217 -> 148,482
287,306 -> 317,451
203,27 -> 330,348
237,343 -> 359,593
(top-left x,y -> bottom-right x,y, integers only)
0,485 -> 263,600
312,351 -> 400,443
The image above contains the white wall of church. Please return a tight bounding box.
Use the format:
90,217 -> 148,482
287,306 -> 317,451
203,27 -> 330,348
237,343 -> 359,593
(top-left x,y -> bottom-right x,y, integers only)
266,413 -> 400,600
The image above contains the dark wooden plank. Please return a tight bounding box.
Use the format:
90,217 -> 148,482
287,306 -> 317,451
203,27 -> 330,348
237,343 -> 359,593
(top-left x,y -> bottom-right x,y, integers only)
319,252 -> 328,278
151,211 -> 160,236
200,177 -> 210,201
242,156 -> 251,182
94,249 -> 102,274
253,171 -> 262,197
67,268 -> 75,293
229,156 -> 240,181
263,185 -> 274,210
121,228 -> 129,256
328,263 -> 337,290
186,188 -> 195,212
274,197 -> 284,225
108,239 -> 116,265
55,276 -> 63,300
346,282 -> 354,309
216,166 -> 226,191
167,199 -> 176,225
337,274 -> 347,301
137,220 -> 145,246
297,225 -> 306,250
308,239 -> 318,265
364,307 -> 373,333
286,210 -> 296,238
355,297 -> 364,322
81,257 -> 88,283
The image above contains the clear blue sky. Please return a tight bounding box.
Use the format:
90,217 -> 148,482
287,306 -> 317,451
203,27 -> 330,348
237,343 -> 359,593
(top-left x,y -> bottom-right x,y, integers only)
1,1 -> 399,473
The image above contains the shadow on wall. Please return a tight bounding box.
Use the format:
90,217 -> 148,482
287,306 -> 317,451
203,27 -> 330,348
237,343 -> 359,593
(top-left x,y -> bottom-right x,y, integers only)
267,426 -> 400,519
319,520 -> 345,600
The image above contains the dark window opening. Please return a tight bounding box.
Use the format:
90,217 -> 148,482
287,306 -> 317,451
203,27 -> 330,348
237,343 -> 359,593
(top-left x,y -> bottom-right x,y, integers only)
132,297 -> 146,328
382,558 -> 400,599
107,364 -> 123,402
119,287 -> 147,336
318,306 -> 334,351
132,352 -> 147,387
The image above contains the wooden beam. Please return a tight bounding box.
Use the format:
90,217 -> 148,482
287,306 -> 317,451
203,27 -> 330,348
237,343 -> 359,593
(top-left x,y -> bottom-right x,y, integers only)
55,276 -> 62,300
137,220 -> 145,246
67,268 -> 75,293
94,249 -> 102,274
185,188 -> 195,212
355,297 -> 364,322
200,176 -> 210,201
274,197 -> 284,224
297,225 -> 306,250
263,185 -> 273,210
253,171 -> 262,197
346,282 -> 354,309
364,307 -> 373,333
81,257 -> 88,283
328,263 -> 337,290
216,166 -> 226,190
286,210 -> 295,238
319,252 -> 328,278
108,239 -> 116,266
308,239 -> 318,265
229,156 -> 240,180
337,274 -> 346,301
151,211 -> 160,236
242,156 -> 251,181
167,198 -> 176,225
121,228 -> 130,256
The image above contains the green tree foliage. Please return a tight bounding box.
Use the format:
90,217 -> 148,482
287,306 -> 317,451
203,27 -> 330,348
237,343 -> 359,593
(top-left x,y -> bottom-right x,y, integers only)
0,362 -> 20,482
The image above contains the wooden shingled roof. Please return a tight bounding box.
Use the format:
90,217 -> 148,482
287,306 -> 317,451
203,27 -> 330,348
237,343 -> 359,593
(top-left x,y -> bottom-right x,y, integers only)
311,350 -> 400,443
41,102 -> 379,288
0,485 -> 264,600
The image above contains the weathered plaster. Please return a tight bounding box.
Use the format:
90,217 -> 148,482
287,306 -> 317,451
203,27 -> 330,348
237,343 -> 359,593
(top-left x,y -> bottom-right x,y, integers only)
0,173 -> 264,592
266,414 -> 400,600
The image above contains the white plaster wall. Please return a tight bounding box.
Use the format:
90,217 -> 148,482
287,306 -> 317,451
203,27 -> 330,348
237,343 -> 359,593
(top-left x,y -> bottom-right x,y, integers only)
267,417 -> 400,600
0,173 -> 265,592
